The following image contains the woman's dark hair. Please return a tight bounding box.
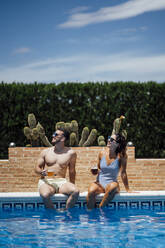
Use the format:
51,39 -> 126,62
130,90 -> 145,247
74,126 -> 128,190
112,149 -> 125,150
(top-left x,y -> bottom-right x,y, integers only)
115,133 -> 127,154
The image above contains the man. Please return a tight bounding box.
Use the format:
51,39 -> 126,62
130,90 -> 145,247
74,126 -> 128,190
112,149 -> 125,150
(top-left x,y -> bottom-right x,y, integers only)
35,128 -> 79,209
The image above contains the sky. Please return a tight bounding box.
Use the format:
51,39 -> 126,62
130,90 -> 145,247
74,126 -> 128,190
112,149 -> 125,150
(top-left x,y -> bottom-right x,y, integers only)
0,0 -> 165,83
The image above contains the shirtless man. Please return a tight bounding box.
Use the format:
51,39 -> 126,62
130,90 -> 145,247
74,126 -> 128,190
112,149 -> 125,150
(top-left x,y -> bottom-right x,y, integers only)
35,128 -> 79,209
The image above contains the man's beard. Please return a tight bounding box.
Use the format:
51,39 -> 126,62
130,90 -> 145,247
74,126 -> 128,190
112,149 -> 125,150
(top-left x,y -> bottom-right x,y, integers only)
52,138 -> 62,145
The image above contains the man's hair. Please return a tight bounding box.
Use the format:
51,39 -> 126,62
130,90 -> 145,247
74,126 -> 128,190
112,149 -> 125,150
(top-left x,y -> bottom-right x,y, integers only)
115,133 -> 127,154
57,128 -> 70,141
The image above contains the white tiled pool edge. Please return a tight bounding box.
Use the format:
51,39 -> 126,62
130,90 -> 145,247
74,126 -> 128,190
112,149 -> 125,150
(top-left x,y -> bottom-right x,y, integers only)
0,191 -> 165,210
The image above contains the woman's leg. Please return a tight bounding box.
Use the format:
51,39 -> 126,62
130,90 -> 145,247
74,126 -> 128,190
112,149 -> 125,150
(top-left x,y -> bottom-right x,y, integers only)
99,182 -> 119,208
87,182 -> 104,209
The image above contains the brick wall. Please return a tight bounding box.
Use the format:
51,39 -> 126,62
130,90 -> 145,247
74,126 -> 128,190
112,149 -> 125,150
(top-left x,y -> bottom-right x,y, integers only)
0,147 -> 165,192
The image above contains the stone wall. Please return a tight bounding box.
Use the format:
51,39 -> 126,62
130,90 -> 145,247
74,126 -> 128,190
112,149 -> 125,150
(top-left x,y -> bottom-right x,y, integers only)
0,147 -> 165,192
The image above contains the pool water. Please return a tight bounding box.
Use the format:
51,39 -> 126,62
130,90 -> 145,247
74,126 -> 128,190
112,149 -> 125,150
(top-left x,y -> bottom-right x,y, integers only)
0,207 -> 165,248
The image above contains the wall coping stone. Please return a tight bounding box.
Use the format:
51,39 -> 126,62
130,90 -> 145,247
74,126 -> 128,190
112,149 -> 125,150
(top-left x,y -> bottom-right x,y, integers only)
1,191 -> 165,201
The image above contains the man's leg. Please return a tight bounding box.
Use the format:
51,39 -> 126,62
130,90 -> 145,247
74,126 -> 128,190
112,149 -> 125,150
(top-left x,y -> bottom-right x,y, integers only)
59,182 -> 79,209
39,183 -> 56,209
87,182 -> 104,209
99,182 -> 119,208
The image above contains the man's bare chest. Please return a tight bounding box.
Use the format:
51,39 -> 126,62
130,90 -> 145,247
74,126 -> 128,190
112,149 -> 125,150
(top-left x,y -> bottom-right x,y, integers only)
45,150 -> 71,166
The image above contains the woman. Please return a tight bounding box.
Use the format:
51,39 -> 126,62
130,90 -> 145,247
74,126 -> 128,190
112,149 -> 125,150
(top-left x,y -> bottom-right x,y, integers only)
87,133 -> 130,209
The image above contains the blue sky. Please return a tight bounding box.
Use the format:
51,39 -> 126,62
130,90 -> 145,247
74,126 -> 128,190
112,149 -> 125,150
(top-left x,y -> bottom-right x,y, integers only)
0,0 -> 165,83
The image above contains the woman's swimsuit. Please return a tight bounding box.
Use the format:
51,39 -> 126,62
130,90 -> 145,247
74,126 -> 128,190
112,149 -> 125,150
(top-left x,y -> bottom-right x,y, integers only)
96,156 -> 120,188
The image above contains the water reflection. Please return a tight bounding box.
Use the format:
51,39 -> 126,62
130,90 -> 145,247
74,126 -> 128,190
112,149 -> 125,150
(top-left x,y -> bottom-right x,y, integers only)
1,207 -> 165,248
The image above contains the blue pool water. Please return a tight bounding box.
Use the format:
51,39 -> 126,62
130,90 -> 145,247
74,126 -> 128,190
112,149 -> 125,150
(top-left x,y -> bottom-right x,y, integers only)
0,207 -> 165,248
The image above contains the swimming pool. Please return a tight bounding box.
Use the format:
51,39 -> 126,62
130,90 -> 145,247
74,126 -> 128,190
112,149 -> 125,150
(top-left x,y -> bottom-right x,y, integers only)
0,207 -> 165,248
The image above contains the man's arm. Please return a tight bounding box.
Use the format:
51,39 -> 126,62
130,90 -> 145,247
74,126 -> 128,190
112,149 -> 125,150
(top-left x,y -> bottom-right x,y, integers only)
68,151 -> 77,184
120,156 -> 130,192
34,150 -> 46,177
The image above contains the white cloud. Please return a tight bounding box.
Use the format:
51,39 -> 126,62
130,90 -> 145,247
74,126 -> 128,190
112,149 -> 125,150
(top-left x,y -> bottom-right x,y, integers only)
0,52 -> 165,83
63,25 -> 145,46
68,6 -> 90,14
12,47 -> 31,55
58,0 -> 165,28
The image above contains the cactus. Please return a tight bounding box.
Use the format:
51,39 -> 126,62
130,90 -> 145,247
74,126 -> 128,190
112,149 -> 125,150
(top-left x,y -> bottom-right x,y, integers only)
24,113 -> 128,148
24,123 -> 39,147
70,120 -> 78,133
55,122 -> 65,130
55,120 -> 97,147
65,122 -> 71,133
79,127 -> 89,146
112,115 -> 125,135
97,135 -> 106,146
24,126 -> 32,140
69,132 -> 77,146
24,113 -> 52,147
83,129 -> 97,147
70,120 -> 79,143
28,113 -> 37,129
121,129 -> 127,140
24,115 -> 37,146
111,115 -> 127,139
32,128 -> 39,140
97,115 -> 128,146
36,122 -> 52,147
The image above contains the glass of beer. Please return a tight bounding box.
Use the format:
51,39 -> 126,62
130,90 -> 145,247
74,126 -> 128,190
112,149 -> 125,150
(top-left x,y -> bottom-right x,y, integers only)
47,169 -> 55,177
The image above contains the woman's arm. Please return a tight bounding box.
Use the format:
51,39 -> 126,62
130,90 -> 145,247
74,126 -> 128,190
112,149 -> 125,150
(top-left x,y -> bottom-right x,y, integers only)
91,152 -> 102,175
120,155 -> 130,192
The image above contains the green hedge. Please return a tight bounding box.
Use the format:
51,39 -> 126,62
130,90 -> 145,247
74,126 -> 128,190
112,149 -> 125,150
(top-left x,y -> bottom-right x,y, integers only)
0,81 -> 165,159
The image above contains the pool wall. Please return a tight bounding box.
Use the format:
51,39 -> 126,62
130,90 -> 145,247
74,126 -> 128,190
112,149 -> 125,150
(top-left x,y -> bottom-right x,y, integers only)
0,191 -> 165,211
0,146 -> 165,192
